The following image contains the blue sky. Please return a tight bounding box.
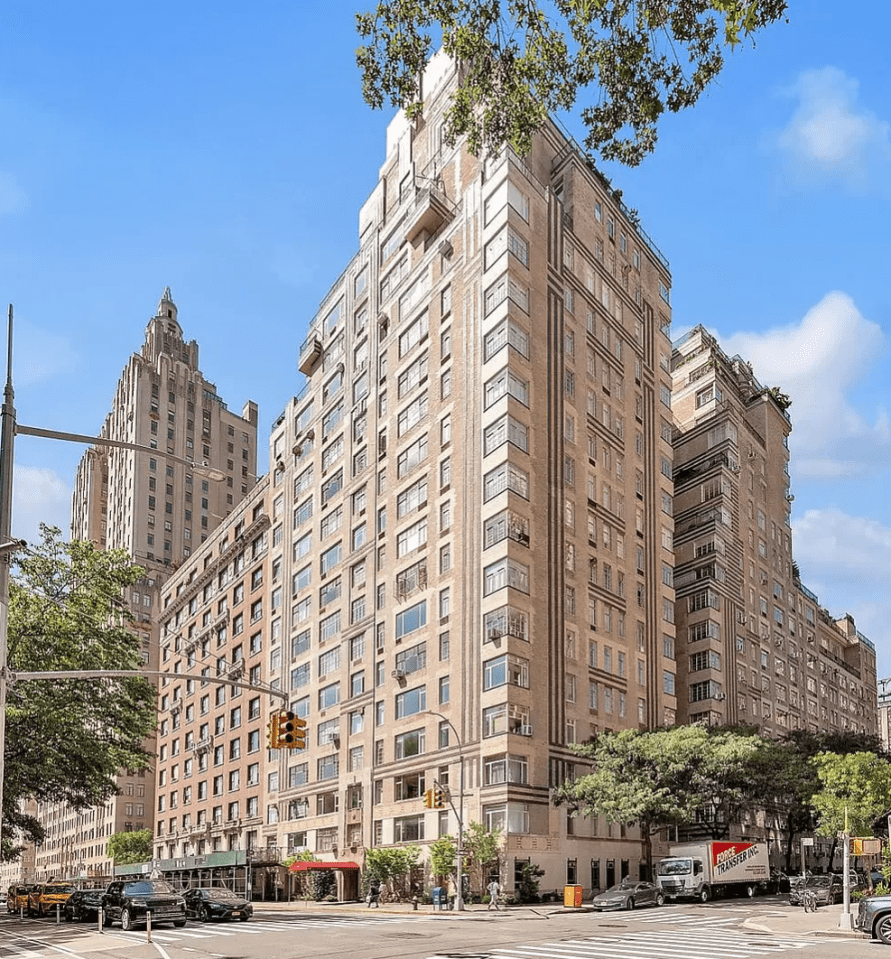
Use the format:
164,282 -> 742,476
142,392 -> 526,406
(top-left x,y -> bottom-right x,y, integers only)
2,3 -> 889,675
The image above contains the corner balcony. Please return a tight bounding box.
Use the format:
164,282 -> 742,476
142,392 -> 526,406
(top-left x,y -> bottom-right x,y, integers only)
405,184 -> 456,243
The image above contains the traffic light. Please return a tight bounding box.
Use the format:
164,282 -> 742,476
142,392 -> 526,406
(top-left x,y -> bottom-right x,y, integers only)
279,712 -> 307,749
267,712 -> 281,749
423,788 -> 435,808
432,785 -> 445,809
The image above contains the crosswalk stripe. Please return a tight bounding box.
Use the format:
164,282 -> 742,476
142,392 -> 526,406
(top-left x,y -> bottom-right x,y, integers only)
476,930 -> 835,959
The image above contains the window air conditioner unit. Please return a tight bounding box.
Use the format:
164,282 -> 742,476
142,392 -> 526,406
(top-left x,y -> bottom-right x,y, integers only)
391,668 -> 407,680
520,724 -> 533,737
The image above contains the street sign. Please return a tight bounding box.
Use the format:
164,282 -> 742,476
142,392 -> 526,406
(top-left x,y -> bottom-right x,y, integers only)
801,838 -> 814,846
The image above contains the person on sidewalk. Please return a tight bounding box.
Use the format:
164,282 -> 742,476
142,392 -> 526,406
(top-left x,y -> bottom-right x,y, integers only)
487,878 -> 502,910
447,877 -> 456,910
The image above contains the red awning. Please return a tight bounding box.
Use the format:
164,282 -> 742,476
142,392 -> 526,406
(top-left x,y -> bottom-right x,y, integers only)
289,861 -> 360,872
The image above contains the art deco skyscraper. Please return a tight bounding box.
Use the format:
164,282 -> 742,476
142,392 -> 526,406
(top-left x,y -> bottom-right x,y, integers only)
29,290 -> 259,883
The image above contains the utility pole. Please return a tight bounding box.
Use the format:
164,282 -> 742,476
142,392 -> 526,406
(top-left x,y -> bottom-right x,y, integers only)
429,710 -> 465,911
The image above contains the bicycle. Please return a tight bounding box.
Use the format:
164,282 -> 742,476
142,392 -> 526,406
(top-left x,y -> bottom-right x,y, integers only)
801,889 -> 818,913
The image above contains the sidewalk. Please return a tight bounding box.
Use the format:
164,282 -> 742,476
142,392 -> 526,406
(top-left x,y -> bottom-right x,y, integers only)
742,905 -> 864,939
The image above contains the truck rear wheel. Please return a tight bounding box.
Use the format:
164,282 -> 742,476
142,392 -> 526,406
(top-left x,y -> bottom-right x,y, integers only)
699,886 -> 710,903
745,885 -> 756,898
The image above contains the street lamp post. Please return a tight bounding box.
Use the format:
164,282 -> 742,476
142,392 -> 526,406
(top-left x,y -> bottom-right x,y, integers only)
428,710 -> 465,911
0,304 -> 227,848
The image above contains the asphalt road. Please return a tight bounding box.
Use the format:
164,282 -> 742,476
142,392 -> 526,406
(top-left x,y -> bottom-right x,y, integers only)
0,899 -> 874,959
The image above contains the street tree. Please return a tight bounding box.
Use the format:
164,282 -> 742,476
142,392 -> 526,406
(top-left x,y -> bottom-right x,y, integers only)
461,821 -> 503,896
2,526 -> 157,860
766,730 -> 888,871
363,845 -> 421,899
107,829 -> 152,865
555,724 -> 767,873
811,751 -> 891,839
428,834 -> 457,884
356,1 -> 789,165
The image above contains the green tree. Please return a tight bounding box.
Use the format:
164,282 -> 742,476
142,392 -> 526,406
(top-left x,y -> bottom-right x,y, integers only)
462,821 -> 503,897
766,730 -> 888,871
282,850 -> 319,901
515,861 -> 545,903
428,834 -> 457,884
356,1 -> 789,166
3,526 -> 157,860
106,829 -> 152,866
363,845 -> 421,900
812,751 -> 891,839
555,725 -> 767,873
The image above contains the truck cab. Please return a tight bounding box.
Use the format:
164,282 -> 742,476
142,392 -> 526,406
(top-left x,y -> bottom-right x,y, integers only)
657,856 -> 705,901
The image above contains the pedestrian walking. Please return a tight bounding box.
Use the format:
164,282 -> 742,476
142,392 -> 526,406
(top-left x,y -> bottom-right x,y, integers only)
487,878 -> 502,910
447,877 -> 456,910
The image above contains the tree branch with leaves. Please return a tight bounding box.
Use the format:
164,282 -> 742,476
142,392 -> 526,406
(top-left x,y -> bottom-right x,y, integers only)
356,0 -> 789,165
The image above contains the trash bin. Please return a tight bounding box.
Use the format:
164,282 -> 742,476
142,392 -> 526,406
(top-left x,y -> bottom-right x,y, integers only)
564,884 -> 583,908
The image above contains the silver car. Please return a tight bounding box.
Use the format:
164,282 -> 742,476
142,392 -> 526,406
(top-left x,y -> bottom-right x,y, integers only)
592,879 -> 664,911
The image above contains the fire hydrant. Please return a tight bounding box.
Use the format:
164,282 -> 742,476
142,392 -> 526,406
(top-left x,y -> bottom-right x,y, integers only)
412,896 -> 419,911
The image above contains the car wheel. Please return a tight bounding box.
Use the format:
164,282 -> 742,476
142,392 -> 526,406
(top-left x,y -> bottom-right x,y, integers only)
876,915 -> 891,945
198,905 -> 209,922
120,908 -> 133,932
626,897 -> 635,910
174,919 -> 186,928
239,914 -> 249,922
655,893 -> 665,907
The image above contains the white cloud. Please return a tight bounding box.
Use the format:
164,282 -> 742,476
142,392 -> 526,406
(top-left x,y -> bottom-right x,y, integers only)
793,507 -> 891,674
0,170 -> 27,215
720,291 -> 890,480
776,67 -> 891,187
11,466 -> 72,546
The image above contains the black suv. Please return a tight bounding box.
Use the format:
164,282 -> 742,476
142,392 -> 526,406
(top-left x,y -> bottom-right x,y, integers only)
101,880 -> 186,931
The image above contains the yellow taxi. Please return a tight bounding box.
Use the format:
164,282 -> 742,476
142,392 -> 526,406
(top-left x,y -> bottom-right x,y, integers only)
28,882 -> 77,918
7,883 -> 34,914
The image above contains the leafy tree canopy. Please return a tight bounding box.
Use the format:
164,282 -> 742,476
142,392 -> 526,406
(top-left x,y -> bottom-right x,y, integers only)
3,526 -> 157,860
811,751 -> 891,838
356,1 -> 789,165
107,829 -> 153,865
462,820 -> 503,894
554,725 -> 767,868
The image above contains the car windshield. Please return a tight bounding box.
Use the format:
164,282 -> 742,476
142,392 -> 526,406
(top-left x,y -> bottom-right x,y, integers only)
809,877 -> 832,887
617,881 -> 638,890
45,885 -> 76,894
658,859 -> 692,876
124,881 -> 174,895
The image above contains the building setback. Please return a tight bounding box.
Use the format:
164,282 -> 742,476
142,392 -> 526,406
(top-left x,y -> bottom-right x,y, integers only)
153,54 -> 677,896
27,290 -> 259,884
670,325 -> 877,737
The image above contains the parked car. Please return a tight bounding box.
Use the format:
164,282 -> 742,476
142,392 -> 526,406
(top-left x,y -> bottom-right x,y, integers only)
183,888 -> 252,922
789,874 -> 843,906
592,879 -> 664,911
857,891 -> 891,943
64,888 -> 106,922
7,884 -> 34,914
101,880 -> 186,931
28,883 -> 77,918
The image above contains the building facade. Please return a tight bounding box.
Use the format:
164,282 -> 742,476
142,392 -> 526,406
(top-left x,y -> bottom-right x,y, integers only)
878,678 -> 891,752
151,54 -> 678,896
27,291 -> 259,883
670,326 -> 877,738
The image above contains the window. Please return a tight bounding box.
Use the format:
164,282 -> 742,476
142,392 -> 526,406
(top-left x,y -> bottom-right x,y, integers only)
394,728 -> 425,759
484,415 -> 528,455
396,601 -> 427,640
395,685 -> 426,719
